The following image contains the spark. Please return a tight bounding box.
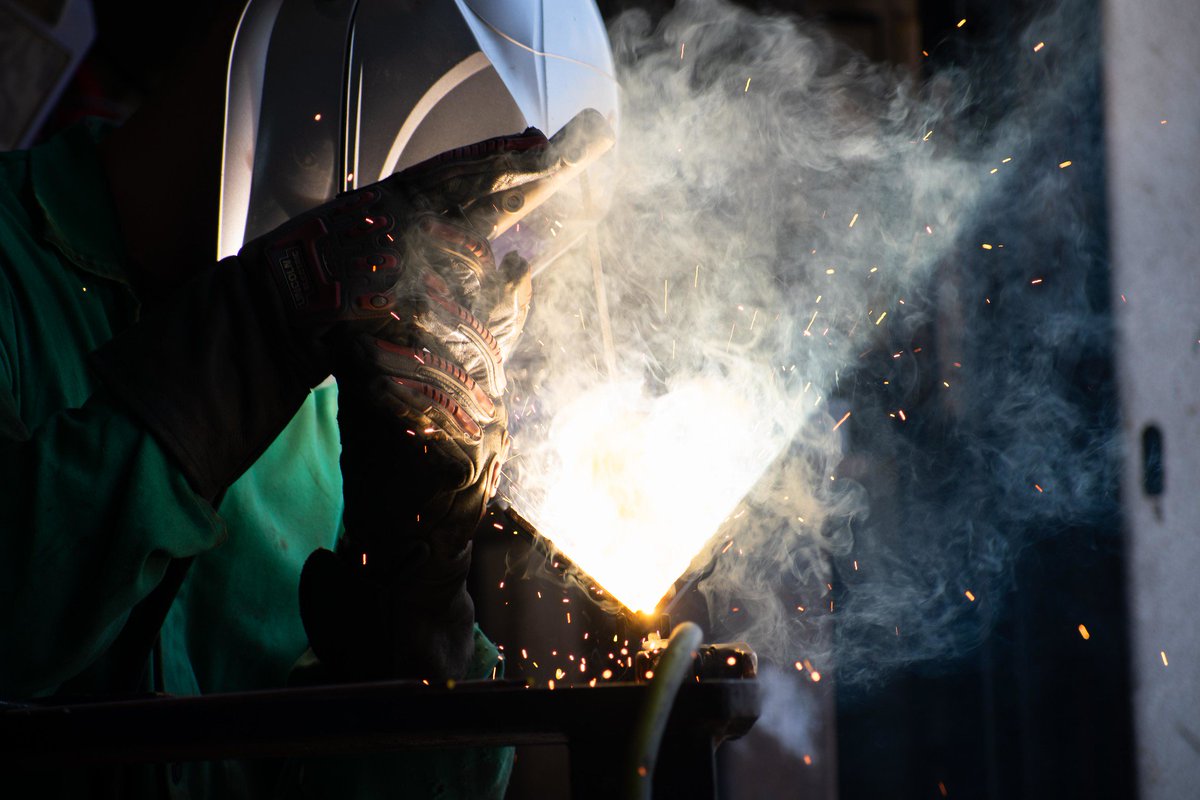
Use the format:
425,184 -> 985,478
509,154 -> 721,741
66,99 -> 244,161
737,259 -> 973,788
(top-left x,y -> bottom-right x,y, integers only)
744,77 -> 752,92
939,782 -> 949,798
922,50 -> 929,57
832,411 -> 851,431
313,113 -> 322,121
964,590 -> 977,602
853,560 -> 859,571
803,755 -> 813,766
602,669 -> 613,679
694,263 -> 700,287
749,309 -> 759,330
942,381 -> 950,388
1161,119 -> 1168,125
1033,41 -> 1045,52
1078,624 -> 1090,640
794,661 -> 804,671
1059,160 -> 1073,169
990,168 -> 999,174
923,130 -> 934,141
811,671 -> 822,682
361,553 -> 367,566
957,18 -> 966,27
1034,484 -> 1044,493
875,311 -> 888,325
925,225 -> 934,235
1002,157 -> 1013,163
981,243 -> 993,250
727,322 -> 736,347
680,42 -> 686,59
1031,278 -> 1044,285
825,267 -> 836,275
849,212 -> 859,228
663,280 -> 669,314
346,172 -> 354,183
1161,651 -> 1169,666
869,266 -> 878,273
548,680 -> 555,690
804,311 -> 818,335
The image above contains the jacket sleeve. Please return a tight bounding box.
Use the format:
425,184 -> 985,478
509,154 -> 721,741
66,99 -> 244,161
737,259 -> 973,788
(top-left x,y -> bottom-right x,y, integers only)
0,386 -> 226,698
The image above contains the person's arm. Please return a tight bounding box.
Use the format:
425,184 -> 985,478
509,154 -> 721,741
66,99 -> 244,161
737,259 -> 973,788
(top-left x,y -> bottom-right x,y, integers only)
0,387 -> 224,698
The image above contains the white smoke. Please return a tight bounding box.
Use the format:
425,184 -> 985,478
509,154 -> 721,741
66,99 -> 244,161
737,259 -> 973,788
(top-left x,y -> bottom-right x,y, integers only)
504,0 -> 1112,753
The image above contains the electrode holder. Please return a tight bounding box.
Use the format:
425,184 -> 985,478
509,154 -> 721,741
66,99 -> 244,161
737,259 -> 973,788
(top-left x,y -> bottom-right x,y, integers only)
635,641 -> 758,683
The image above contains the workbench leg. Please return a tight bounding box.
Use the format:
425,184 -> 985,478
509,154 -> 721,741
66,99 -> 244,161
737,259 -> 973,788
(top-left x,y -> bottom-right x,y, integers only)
653,735 -> 717,799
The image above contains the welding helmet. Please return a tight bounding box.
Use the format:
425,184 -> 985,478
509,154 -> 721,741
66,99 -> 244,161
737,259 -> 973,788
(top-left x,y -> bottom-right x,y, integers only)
217,0 -> 619,275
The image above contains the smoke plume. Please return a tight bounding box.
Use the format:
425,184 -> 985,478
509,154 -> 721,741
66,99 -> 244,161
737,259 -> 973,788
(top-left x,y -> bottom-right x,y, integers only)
504,0 -> 1113,739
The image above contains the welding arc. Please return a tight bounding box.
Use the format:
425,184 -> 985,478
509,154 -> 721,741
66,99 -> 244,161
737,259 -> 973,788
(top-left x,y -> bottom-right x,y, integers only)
626,622 -> 705,799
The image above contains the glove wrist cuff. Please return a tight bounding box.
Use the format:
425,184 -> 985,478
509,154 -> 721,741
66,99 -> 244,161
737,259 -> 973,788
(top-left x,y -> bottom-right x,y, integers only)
90,257 -> 325,501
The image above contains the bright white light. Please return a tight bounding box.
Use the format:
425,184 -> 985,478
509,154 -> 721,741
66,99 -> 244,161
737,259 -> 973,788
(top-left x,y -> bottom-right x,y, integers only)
528,377 -> 792,613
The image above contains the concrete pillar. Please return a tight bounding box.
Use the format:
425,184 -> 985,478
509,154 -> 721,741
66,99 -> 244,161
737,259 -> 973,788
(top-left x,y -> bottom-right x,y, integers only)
1103,1 -> 1200,796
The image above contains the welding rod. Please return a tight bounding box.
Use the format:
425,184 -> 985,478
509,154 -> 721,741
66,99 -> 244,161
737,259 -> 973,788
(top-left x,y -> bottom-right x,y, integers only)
580,170 -> 618,378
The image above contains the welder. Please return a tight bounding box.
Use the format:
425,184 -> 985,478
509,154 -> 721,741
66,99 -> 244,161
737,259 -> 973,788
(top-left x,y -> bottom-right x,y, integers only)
0,0 -> 616,796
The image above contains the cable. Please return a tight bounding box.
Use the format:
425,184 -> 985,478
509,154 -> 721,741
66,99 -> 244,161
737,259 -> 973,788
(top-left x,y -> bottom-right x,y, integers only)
625,621 -> 704,800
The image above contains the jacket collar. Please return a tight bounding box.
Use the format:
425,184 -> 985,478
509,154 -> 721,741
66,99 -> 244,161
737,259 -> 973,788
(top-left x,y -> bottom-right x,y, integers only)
30,119 -> 131,285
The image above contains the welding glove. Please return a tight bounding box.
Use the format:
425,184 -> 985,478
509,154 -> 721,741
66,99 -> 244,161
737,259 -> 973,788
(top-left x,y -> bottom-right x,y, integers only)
298,237 -> 532,681
89,128 -> 553,502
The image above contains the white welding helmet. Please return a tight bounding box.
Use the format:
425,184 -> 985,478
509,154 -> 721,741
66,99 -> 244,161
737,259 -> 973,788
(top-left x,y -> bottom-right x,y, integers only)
218,0 -> 620,268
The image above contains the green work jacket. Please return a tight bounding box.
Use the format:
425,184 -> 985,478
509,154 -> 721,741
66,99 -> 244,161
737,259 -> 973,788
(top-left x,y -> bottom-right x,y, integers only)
0,121 -> 511,798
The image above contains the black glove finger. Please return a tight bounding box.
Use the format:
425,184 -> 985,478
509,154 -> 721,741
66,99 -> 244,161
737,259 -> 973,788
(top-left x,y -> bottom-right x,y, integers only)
460,109 -> 617,240
374,373 -> 482,441
478,250 -> 532,357
409,213 -> 495,303
393,128 -> 555,219
413,270 -> 507,396
359,336 -> 497,428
